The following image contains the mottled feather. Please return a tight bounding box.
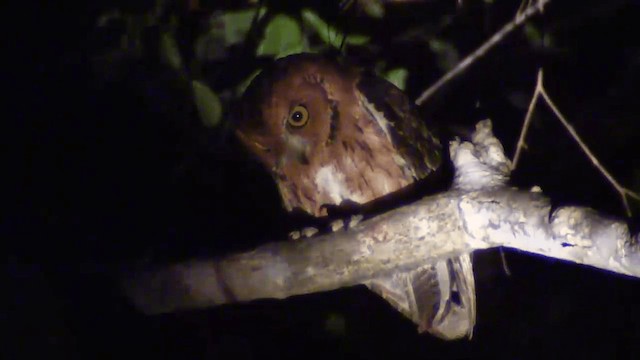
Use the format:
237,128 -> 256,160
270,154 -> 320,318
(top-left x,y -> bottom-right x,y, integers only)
235,53 -> 476,339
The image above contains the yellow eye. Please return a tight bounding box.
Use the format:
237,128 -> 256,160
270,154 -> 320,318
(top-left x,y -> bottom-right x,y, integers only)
287,105 -> 309,128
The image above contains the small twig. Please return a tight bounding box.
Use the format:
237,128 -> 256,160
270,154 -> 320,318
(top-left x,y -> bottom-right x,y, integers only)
538,82 -> 640,216
415,0 -> 550,106
512,70 -> 544,170
513,71 -> 640,217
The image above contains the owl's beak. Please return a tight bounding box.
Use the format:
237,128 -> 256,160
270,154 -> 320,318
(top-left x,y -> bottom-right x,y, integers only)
252,140 -> 270,152
282,133 -> 310,166
235,129 -> 279,170
236,129 -> 270,152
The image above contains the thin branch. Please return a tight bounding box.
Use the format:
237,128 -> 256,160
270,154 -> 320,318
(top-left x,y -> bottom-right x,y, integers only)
124,179 -> 637,316
513,70 -> 639,216
537,81 -> 640,216
415,0 -> 550,106
512,69 -> 543,169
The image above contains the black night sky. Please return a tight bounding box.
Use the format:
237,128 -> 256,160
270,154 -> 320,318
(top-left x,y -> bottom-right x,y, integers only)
6,0 -> 640,359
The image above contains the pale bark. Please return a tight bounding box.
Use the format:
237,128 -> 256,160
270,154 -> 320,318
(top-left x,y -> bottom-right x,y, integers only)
123,120 -> 639,315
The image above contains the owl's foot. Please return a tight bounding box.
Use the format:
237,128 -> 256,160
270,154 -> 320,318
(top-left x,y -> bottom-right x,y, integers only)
330,219 -> 344,232
330,214 -> 364,232
288,227 -> 319,240
289,215 -> 364,240
348,214 -> 364,227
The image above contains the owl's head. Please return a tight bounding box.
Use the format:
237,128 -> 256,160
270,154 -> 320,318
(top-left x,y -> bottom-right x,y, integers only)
235,54 -> 360,174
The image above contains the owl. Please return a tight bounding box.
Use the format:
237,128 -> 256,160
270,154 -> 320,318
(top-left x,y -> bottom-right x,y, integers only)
235,53 -> 476,339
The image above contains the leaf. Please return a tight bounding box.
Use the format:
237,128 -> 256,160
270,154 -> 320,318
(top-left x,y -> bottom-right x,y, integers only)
523,23 -> 543,48
221,8 -> 267,46
428,38 -> 459,72
301,9 -> 370,48
236,69 -> 262,97
192,80 -> 222,128
196,8 -> 267,63
257,14 -> 306,58
195,8 -> 267,62
384,68 -> 408,90
159,30 -> 183,71
359,0 -> 385,19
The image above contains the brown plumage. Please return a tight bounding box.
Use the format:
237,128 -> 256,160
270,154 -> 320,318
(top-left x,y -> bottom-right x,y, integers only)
235,53 -> 475,339
236,54 -> 441,216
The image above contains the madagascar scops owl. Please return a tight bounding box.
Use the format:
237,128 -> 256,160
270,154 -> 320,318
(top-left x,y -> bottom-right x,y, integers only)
235,53 -> 476,339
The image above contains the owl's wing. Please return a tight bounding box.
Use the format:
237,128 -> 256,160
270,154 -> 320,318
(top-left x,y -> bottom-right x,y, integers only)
365,254 -> 476,340
356,73 -> 442,179
356,73 -> 475,339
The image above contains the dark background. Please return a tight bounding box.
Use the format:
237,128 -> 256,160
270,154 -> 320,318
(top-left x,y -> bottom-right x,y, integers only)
5,0 -> 640,359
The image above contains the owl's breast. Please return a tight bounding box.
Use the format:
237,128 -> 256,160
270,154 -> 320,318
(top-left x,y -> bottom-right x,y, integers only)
276,126 -> 417,217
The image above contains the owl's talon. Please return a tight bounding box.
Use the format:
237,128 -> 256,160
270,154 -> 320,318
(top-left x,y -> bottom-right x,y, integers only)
289,227 -> 319,241
302,227 -> 319,238
348,214 -> 363,228
288,230 -> 302,241
329,215 -> 362,233
330,219 -> 345,232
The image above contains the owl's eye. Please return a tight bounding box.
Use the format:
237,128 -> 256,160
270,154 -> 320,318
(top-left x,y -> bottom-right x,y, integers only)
287,105 -> 309,128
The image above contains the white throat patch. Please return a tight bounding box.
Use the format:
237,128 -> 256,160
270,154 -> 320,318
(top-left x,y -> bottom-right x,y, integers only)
314,165 -> 362,205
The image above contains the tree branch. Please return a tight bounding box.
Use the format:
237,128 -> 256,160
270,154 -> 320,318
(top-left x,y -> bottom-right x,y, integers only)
415,0 -> 551,106
123,120 -> 639,315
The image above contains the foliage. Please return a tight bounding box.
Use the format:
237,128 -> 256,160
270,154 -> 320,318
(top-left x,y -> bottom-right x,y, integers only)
87,0 -> 640,219
12,0 -> 640,358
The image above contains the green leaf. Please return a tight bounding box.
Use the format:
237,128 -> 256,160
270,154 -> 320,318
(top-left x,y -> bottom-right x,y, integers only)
524,23 -> 543,47
428,38 -> 459,71
195,8 -> 267,63
257,14 -> 306,58
301,9 -> 370,48
192,80 -> 222,128
384,68 -> 408,90
221,8 -> 267,46
236,69 -> 262,97
159,30 -> 183,71
343,33 -> 370,46
360,0 -> 385,19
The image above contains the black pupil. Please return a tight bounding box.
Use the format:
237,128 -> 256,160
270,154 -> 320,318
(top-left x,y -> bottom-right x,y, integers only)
292,111 -> 303,122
